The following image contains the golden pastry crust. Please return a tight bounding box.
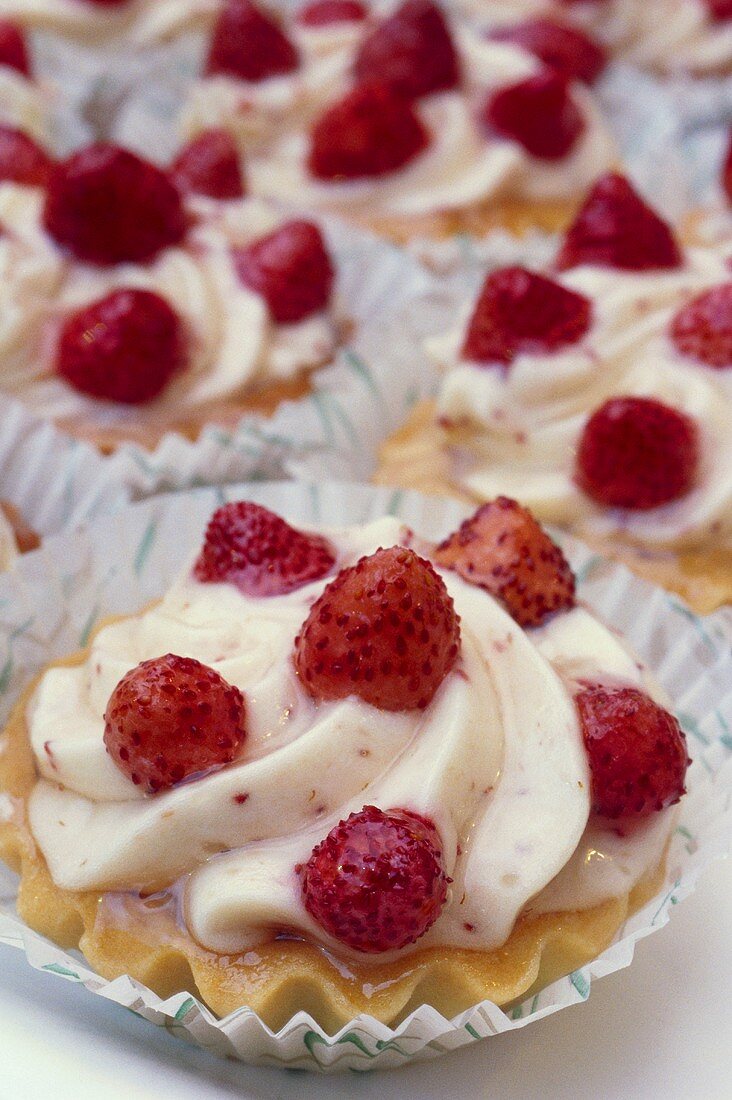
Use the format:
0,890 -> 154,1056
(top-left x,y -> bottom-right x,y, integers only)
376,401 -> 732,614
1,627 -> 667,1031
349,197 -> 579,247
56,372 -> 316,454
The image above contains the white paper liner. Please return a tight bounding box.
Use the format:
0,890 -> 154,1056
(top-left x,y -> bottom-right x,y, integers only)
0,395 -> 130,542
0,478 -> 729,1072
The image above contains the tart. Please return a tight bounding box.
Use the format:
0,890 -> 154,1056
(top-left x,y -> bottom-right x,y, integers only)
0,139 -> 344,453
457,0 -> 732,76
377,172 -> 732,613
0,497 -> 689,1029
181,0 -> 616,243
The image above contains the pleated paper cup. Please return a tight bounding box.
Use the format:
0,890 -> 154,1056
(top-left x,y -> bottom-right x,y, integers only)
0,396 -> 130,547
0,479 -> 729,1072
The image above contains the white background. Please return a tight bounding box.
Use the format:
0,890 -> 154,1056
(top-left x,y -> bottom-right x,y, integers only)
1,858 -> 730,1100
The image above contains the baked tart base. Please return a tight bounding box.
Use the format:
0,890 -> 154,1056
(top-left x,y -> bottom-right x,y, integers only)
53,368 -> 322,455
348,197 -> 579,248
1,637 -> 667,1033
375,401 -> 732,615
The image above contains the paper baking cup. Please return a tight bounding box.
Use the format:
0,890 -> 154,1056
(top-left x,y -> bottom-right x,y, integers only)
0,479 -> 729,1072
0,396 -> 130,539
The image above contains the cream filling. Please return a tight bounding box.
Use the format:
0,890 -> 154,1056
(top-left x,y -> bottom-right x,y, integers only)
570,0 -> 732,74
0,189 -> 336,426
433,248 -> 732,550
456,0 -> 732,74
181,19 -> 363,151
0,67 -> 50,143
0,0 -> 218,42
26,515 -> 673,961
0,509 -> 19,571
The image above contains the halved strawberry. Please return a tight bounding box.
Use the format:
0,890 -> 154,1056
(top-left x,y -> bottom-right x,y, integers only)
294,545 -> 461,711
233,220 -> 334,324
301,806 -> 449,953
0,126 -> 53,188
576,685 -> 689,819
670,283 -> 732,370
194,501 -> 336,596
308,81 -> 429,180
705,0 -> 732,21
297,1 -> 367,26
434,498 -> 576,628
575,396 -> 699,510
43,144 -> 186,266
723,126 -> 732,204
171,129 -> 245,200
488,17 -> 606,85
461,266 -> 592,366
556,172 -> 683,271
0,19 -> 30,76
206,0 -> 299,82
483,71 -> 585,161
353,0 -> 459,101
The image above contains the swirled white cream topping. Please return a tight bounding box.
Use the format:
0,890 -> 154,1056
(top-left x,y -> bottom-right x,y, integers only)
0,66 -> 51,142
433,246 -> 732,550
456,0 -> 732,75
27,514 -> 673,959
183,14 -> 615,218
0,188 -> 337,428
0,508 -> 19,571
0,0 -> 218,43
569,0 -> 732,76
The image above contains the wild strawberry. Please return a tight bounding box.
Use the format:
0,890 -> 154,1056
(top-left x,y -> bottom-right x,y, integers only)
56,289 -> 185,404
705,0 -> 732,21
670,283 -> 732,370
301,805 -> 449,953
43,144 -> 186,266
297,0 -> 367,26
194,501 -> 336,596
435,498 -> 575,627
488,17 -> 606,85
483,71 -> 584,161
233,220 -> 334,324
556,172 -> 683,272
576,396 -> 699,510
294,546 -> 460,711
0,126 -> 53,188
308,81 -> 429,180
576,686 -> 689,819
206,0 -> 299,82
0,20 -> 30,76
724,127 -> 732,204
171,129 -> 245,200
461,266 -> 592,366
353,0 -> 459,101
104,653 -> 246,794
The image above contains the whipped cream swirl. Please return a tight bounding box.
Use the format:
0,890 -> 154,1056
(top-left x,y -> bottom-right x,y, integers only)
456,0 -> 732,75
27,515 -> 671,960
0,0 -> 218,43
